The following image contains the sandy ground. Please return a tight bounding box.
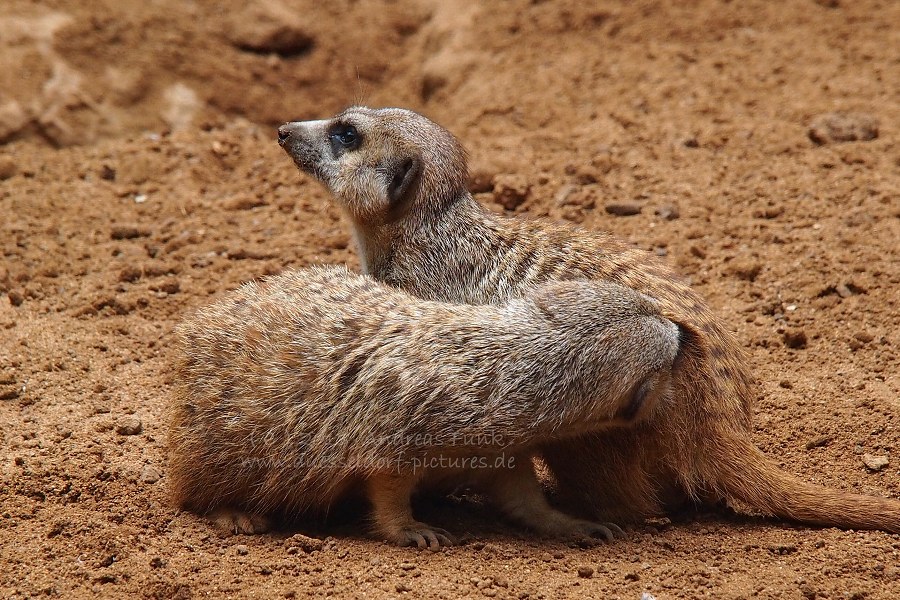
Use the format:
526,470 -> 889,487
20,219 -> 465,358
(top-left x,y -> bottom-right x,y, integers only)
1,0 -> 899,598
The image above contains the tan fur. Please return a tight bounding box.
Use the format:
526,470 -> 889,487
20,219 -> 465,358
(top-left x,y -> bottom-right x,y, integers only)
168,265 -> 681,547
278,106 -> 900,533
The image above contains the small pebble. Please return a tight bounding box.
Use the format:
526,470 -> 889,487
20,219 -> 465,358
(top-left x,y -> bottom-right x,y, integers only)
284,533 -> 324,553
605,202 -> 642,216
140,465 -> 161,484
805,435 -> 832,450
0,155 -> 18,180
110,225 -> 150,240
862,454 -> 889,472
808,112 -> 879,145
235,544 -> 249,555
654,205 -> 680,220
577,566 -> 594,578
225,195 -> 267,211
835,284 -> 854,298
769,543 -> 798,555
853,332 -> 874,344
115,416 -> 142,436
753,205 -> 785,219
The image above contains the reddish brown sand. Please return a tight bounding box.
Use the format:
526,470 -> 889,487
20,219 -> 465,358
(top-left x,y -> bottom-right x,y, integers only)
1,0 -> 898,598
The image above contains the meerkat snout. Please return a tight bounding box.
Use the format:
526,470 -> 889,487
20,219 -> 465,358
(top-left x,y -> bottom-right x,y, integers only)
276,125 -> 295,145
276,119 -> 332,180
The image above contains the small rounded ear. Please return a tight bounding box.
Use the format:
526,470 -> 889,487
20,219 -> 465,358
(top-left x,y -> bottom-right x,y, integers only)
387,156 -> 421,207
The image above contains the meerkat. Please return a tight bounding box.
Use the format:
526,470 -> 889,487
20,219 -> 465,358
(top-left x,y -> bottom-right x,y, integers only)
276,106 -> 900,533
168,265 -> 682,549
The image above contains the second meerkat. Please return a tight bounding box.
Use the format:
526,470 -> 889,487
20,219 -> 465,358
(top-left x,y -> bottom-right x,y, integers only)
169,266 -> 681,548
277,106 -> 900,533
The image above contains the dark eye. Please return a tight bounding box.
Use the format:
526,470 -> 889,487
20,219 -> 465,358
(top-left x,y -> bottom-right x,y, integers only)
336,126 -> 357,146
329,123 -> 361,154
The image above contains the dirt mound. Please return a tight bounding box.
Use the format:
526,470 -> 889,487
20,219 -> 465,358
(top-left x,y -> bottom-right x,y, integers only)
1,0 -> 898,597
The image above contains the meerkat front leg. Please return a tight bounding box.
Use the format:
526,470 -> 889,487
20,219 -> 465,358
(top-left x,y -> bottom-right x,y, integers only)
481,454 -> 623,542
367,473 -> 455,551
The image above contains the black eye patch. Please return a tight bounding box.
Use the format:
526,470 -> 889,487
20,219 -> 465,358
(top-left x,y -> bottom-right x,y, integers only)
328,123 -> 362,156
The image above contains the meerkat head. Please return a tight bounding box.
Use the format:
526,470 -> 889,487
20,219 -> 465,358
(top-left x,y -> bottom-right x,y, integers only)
532,279 -> 686,422
277,107 -> 468,227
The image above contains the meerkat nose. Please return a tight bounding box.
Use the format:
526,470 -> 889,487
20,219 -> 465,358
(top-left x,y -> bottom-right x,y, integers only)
277,124 -> 292,145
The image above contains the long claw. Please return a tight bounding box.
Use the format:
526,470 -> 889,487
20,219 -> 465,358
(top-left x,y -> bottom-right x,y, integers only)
592,524 -> 615,542
412,533 -> 427,549
396,524 -> 455,551
604,522 -> 626,538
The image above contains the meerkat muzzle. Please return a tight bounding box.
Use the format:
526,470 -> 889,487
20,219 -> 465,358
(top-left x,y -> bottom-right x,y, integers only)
277,121 -> 330,179
277,122 -> 309,148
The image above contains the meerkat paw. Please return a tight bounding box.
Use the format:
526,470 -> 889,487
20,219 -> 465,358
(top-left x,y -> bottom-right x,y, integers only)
563,519 -> 625,543
530,513 -> 624,543
387,522 -> 455,551
209,508 -> 272,535
367,473 -> 453,550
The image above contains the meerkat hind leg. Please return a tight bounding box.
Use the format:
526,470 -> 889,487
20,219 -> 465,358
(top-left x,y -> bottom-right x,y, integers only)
368,473 -> 455,551
208,508 -> 272,535
483,456 -> 624,542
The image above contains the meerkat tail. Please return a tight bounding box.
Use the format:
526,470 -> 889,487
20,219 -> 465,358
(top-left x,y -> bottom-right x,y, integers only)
712,432 -> 900,533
